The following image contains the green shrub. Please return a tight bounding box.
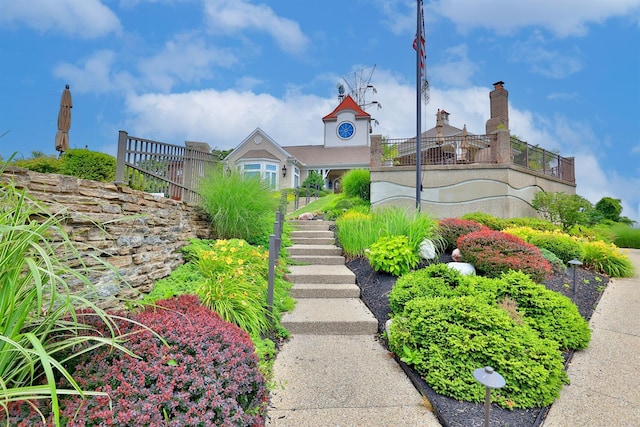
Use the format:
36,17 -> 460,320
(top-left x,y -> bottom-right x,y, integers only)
341,169 -> 370,201
387,267 -> 590,409
457,229 -> 552,283
496,271 -> 591,350
580,240 -> 635,277
324,196 -> 369,220
460,212 -> 506,230
373,206 -> 442,254
59,148 -> 116,181
366,235 -> 419,277
538,248 -> 567,273
12,155 -> 62,174
389,264 -> 467,313
199,168 -> 278,246
388,295 -> 568,409
528,232 -> 583,263
503,216 -> 560,231
610,223 -> 640,249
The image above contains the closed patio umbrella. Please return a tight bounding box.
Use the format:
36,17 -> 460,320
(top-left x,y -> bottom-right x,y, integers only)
55,84 -> 72,154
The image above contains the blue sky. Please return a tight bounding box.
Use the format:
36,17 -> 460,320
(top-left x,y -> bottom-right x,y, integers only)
1,0 -> 639,221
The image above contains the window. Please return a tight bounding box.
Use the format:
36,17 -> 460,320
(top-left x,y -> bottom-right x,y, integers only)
239,162 -> 279,190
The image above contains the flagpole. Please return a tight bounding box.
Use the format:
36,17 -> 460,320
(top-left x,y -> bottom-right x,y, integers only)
415,0 -> 422,210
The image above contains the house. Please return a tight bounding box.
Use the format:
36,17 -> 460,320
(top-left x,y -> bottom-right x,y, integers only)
223,94 -> 372,191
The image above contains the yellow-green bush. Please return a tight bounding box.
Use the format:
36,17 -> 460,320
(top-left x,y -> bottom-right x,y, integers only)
580,241 -> 635,277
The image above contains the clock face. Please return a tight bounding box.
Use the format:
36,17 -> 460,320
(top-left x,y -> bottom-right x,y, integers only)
337,121 -> 355,140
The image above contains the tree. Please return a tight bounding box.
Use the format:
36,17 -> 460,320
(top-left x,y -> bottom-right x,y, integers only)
302,170 -> 324,190
594,197 -> 623,222
532,191 -> 592,231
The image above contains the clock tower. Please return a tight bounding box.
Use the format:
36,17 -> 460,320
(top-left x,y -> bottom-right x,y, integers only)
322,94 -> 371,148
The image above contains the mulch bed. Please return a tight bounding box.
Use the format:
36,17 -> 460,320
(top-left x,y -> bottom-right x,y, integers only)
345,255 -> 609,427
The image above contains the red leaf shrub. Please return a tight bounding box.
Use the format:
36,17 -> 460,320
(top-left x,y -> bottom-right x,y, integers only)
437,218 -> 490,251
3,295 -> 267,427
457,229 -> 552,283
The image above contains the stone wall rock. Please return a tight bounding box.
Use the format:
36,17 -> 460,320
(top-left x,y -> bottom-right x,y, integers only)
1,167 -> 212,310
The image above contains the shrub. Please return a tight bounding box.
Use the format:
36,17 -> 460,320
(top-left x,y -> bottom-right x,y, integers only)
59,148 -> 116,181
538,248 -> 566,273
2,295 -> 268,426
457,229 -> 552,283
528,232 -> 583,263
341,169 -> 370,201
505,227 -> 583,264
373,206 -> 442,254
388,295 -> 568,409
502,217 -> 560,231
496,271 -> 591,350
580,240 -> 635,277
196,239 -> 271,335
199,168 -> 278,247
437,218 -> 489,251
460,212 -> 506,230
366,235 -> 420,277
12,155 -> 62,174
610,223 -> 640,249
325,196 -> 369,220
388,264 -> 468,313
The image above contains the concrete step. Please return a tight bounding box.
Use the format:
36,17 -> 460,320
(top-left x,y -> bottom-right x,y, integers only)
289,254 -> 345,265
280,298 -> 378,335
290,283 -> 360,299
291,236 -> 335,245
290,230 -> 334,239
288,220 -> 334,230
285,264 -> 355,284
287,244 -> 343,256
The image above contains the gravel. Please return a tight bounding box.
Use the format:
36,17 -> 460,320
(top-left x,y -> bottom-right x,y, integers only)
345,256 -> 609,427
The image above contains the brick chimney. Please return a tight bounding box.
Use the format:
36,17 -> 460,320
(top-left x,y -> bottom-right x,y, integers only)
485,81 -> 509,134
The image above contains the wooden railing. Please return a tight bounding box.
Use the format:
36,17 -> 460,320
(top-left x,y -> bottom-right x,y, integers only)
115,131 -> 215,204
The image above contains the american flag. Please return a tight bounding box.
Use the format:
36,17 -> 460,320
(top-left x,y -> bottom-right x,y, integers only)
412,1 -> 426,75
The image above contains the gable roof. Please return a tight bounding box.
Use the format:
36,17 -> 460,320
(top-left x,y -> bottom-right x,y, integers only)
223,127 -> 292,161
322,94 -> 370,122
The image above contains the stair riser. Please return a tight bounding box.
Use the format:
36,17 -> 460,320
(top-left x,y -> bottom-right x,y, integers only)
290,231 -> 335,238
291,237 -> 335,245
290,283 -> 360,299
287,247 -> 342,256
285,274 -> 355,284
280,322 -> 378,335
289,256 -> 345,265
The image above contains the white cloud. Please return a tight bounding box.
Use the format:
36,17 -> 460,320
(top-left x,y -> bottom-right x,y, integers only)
431,0 -> 640,37
53,50 -> 136,94
203,0 -> 309,55
430,44 -> 480,87
510,35 -> 583,78
0,0 -> 122,38
123,89 -> 333,149
137,33 -> 237,92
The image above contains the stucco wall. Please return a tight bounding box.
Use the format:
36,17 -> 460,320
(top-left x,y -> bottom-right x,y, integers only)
1,167 -> 212,310
370,163 -> 576,219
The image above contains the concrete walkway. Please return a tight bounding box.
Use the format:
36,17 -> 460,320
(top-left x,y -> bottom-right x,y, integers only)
267,220 -> 640,427
266,220 -> 440,427
542,248 -> 640,426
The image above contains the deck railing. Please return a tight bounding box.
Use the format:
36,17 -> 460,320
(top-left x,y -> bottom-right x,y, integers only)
382,134 -> 495,166
380,134 -> 575,183
115,131 -> 215,204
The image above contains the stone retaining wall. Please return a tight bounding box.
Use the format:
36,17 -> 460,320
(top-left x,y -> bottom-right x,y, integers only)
1,167 -> 212,310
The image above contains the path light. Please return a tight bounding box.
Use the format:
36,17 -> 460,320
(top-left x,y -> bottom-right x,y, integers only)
568,259 -> 583,294
473,366 -> 506,427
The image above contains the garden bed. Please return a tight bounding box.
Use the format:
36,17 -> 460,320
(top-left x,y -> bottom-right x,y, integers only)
346,256 -> 609,427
